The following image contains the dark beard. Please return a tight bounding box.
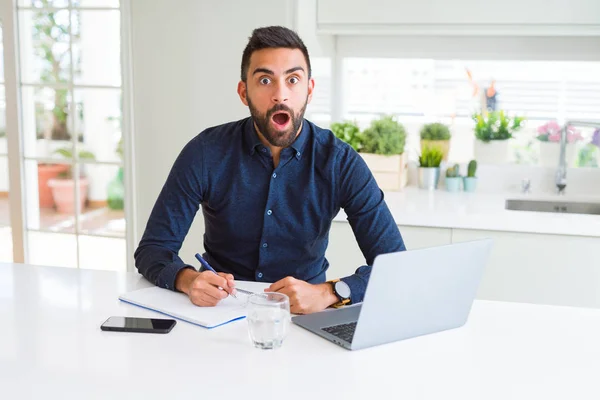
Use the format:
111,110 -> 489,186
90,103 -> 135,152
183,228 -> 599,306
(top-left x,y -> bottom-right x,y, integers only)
247,95 -> 308,148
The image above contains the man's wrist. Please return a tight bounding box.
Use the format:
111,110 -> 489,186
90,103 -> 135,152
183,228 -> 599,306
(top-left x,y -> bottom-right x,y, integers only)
175,268 -> 199,294
317,282 -> 339,308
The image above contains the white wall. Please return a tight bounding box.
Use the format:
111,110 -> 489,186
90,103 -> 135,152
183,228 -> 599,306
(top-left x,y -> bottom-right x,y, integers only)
130,0 -> 296,266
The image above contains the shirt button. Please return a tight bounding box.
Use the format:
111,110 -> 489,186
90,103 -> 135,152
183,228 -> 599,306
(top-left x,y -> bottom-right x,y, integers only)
267,209 -> 272,216
262,243 -> 268,248
262,148 -> 267,153
257,272 -> 263,279
272,173 -> 277,178
296,152 -> 301,157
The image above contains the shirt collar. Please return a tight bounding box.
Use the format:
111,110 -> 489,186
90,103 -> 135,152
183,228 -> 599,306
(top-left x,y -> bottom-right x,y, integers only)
243,117 -> 310,158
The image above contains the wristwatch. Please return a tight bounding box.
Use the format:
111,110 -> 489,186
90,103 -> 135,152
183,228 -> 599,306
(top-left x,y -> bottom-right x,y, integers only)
327,279 -> 351,308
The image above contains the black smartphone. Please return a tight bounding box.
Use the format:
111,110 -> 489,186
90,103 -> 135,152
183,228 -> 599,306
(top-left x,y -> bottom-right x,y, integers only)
100,316 -> 176,334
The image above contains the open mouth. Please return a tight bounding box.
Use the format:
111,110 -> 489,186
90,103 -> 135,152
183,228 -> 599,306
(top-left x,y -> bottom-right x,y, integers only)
271,111 -> 291,129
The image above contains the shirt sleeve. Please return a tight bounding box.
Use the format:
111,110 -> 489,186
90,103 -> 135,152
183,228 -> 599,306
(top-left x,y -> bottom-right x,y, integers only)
133,137 -> 205,291
336,146 -> 406,304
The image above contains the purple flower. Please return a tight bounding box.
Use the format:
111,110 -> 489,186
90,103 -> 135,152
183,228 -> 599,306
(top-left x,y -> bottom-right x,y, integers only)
592,129 -> 600,148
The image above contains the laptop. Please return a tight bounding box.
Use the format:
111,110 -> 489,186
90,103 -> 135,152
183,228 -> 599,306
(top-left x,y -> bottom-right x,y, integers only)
292,239 -> 492,350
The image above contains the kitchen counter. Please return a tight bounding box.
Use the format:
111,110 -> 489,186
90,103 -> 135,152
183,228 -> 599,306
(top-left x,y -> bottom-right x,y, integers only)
333,187 -> 600,237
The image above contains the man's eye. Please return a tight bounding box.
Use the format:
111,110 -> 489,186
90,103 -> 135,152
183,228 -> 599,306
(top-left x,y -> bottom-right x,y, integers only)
289,76 -> 299,84
260,77 -> 271,85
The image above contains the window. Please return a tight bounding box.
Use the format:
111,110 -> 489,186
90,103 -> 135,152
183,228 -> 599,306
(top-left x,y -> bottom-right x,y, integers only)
310,56 -> 600,167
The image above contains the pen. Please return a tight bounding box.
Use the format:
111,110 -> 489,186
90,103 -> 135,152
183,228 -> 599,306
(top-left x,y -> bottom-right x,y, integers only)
194,253 -> 237,298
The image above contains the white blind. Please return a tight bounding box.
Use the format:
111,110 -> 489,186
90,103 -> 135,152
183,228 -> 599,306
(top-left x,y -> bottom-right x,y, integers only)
339,58 -> 600,122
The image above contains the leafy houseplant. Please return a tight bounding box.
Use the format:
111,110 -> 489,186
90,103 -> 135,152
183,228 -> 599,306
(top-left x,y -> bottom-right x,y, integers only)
445,163 -> 461,192
330,121 -> 362,152
472,110 -> 525,164
33,0 -> 82,207
473,110 -> 525,142
47,147 -> 96,214
420,122 -> 451,161
357,115 -> 408,191
463,160 -> 478,192
418,145 -> 444,190
361,115 -> 406,155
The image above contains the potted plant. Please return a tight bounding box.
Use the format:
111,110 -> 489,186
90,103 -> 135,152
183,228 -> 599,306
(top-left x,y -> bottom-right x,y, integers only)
473,110 -> 525,164
536,120 -> 583,168
420,122 -> 451,161
359,115 -> 408,191
330,121 -> 362,152
418,144 -> 444,190
33,5 -> 80,207
445,164 -> 461,192
48,147 -> 95,214
463,160 -> 478,192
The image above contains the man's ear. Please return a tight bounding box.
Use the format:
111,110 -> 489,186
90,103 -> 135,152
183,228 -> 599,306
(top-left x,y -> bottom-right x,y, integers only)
306,78 -> 315,104
237,81 -> 249,106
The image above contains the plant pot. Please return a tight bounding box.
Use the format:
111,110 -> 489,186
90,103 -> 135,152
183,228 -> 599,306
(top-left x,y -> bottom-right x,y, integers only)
48,177 -> 89,214
539,142 -> 578,168
359,152 -> 408,191
445,177 -> 462,192
463,177 -> 478,192
474,140 -> 509,164
37,164 -> 70,208
421,139 -> 450,161
418,167 -> 440,190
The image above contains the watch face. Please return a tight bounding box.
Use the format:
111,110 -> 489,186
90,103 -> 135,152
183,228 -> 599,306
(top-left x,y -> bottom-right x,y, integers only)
335,281 -> 351,299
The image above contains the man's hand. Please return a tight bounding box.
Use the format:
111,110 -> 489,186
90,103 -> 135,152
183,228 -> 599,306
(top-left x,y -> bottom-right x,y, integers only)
175,268 -> 236,307
265,277 -> 338,314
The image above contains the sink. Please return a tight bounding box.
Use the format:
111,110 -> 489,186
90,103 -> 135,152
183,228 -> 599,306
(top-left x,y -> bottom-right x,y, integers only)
505,199 -> 600,215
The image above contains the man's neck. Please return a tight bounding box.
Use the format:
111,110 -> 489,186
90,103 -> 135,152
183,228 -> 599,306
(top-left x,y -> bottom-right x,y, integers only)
254,122 -> 303,169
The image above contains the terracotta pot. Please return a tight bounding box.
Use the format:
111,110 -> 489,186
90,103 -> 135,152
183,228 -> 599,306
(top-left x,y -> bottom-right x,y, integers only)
47,178 -> 89,214
37,164 -> 70,208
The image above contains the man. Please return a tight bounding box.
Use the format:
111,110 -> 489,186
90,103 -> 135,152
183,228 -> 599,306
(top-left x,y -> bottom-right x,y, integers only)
134,26 -> 405,314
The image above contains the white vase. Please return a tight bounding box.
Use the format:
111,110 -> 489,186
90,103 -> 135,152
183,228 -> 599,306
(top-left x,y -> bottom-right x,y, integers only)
474,140 -> 509,164
539,142 -> 577,168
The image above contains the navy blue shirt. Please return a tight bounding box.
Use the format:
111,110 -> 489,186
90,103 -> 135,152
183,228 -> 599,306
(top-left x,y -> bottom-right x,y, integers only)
134,117 -> 406,304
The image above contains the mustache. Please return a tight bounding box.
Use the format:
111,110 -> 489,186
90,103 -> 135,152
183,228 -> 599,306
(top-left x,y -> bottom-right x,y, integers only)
267,104 -> 294,118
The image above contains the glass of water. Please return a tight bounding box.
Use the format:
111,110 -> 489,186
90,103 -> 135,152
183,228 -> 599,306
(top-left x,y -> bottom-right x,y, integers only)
247,292 -> 290,350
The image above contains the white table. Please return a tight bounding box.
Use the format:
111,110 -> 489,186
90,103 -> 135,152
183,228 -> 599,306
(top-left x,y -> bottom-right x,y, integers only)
1,263 -> 600,400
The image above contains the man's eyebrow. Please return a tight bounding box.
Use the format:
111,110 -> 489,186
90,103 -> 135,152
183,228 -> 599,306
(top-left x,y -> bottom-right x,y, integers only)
252,66 -> 305,76
253,67 -> 274,76
285,66 -> 305,75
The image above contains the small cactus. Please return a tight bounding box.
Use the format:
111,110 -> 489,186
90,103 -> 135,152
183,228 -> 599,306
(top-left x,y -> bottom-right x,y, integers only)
467,160 -> 477,178
445,163 -> 460,178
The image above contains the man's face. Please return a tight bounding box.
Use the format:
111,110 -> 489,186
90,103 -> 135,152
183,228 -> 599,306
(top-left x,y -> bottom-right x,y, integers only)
238,48 -> 314,148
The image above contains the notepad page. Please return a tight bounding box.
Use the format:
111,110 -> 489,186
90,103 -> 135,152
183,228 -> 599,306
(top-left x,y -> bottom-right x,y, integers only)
119,281 -> 270,328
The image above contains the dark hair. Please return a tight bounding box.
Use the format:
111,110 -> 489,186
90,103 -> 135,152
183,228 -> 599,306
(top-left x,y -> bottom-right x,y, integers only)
241,26 -> 311,82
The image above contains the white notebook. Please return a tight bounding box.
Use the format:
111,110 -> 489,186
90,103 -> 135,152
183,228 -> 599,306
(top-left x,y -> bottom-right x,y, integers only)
119,281 -> 270,329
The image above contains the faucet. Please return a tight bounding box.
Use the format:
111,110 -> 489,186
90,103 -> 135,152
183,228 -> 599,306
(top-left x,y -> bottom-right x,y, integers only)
556,119 -> 600,194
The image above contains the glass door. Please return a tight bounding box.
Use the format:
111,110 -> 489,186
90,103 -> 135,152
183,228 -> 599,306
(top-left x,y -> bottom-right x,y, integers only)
13,0 -> 127,270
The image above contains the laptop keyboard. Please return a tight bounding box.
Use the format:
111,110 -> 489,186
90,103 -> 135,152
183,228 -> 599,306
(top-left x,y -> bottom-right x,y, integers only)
322,322 -> 357,343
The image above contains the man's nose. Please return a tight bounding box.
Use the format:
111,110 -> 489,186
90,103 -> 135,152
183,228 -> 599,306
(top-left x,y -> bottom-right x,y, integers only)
272,82 -> 289,103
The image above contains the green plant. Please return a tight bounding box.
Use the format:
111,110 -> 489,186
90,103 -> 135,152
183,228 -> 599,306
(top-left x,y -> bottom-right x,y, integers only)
330,121 -> 362,152
467,160 -> 477,177
472,110 -> 525,142
361,115 -> 406,156
33,0 -> 82,141
445,164 -> 460,178
420,122 -> 451,141
419,145 -> 444,168
53,147 -> 96,179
